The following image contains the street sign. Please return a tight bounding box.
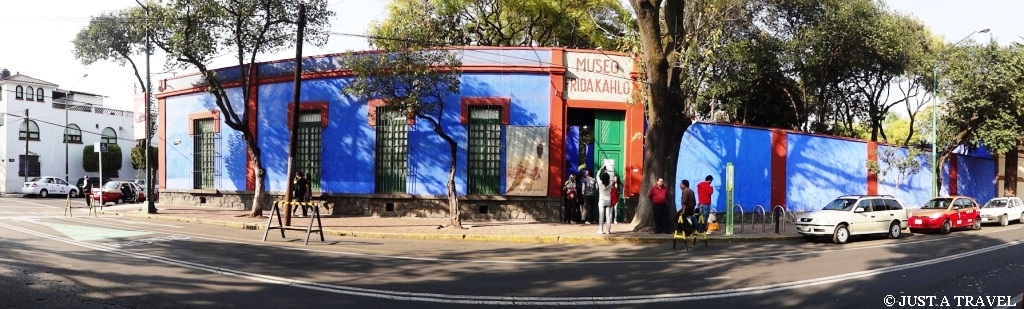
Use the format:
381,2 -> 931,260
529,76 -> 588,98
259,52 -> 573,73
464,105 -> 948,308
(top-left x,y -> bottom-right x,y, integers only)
725,162 -> 734,236
94,142 -> 101,153
101,143 -> 108,152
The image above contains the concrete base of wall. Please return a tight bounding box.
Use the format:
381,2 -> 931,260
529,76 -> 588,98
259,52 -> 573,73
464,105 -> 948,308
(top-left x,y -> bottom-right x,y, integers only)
159,190 -> 566,222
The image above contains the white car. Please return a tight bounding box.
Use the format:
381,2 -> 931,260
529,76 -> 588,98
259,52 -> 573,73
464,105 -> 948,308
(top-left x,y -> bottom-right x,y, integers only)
22,176 -> 79,198
795,195 -> 909,244
979,197 -> 1024,226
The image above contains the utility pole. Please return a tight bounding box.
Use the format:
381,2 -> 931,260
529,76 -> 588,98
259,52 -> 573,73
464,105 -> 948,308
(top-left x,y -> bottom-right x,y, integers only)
283,3 -> 306,226
145,6 -> 156,214
23,109 -> 29,183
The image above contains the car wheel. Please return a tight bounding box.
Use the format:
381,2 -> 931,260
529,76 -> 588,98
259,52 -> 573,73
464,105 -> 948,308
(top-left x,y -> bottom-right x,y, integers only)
39,189 -> 49,198
832,224 -> 850,244
117,197 -> 125,204
972,218 -> 982,230
69,190 -> 78,198
940,219 -> 952,234
888,221 -> 901,239
1000,214 -> 1009,227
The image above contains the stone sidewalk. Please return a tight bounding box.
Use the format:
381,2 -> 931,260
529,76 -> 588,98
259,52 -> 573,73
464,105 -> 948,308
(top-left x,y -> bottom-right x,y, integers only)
97,203 -> 802,245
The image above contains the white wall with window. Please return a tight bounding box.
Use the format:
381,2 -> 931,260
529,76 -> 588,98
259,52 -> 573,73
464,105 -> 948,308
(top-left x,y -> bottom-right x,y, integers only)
0,73 -> 138,193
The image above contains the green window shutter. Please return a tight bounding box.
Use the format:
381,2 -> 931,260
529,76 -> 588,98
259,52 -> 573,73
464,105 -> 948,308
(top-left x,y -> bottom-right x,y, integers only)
193,118 -> 216,189
297,111 -> 323,192
467,106 -> 502,195
375,107 -> 408,193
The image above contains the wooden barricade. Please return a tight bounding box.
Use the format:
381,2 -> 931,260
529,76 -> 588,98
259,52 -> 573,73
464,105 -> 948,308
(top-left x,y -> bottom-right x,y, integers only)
64,193 -> 97,217
673,214 -> 708,250
262,201 -> 324,245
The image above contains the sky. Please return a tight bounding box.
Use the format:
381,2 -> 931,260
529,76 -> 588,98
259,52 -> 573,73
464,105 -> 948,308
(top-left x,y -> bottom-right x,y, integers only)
1,0 -> 1022,111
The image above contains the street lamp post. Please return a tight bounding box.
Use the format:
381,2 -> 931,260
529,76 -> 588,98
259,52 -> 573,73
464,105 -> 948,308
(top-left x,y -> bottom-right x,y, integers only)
931,28 -> 988,197
64,73 -> 88,183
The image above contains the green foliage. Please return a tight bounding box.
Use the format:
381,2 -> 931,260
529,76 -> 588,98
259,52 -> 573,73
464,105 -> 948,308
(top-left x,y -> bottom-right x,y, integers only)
369,0 -> 631,49
131,142 -> 158,170
942,41 -> 1024,156
867,146 -> 923,195
83,144 -> 124,176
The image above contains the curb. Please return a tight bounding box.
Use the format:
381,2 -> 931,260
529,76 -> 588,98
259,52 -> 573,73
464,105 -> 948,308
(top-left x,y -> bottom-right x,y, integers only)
103,210 -> 803,244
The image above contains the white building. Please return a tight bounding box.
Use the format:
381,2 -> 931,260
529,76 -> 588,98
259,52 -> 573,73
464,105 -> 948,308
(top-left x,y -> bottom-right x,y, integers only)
0,68 -> 138,193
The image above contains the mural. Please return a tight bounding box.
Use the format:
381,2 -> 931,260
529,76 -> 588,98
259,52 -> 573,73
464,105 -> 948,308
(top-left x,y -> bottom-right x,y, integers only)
505,126 -> 549,196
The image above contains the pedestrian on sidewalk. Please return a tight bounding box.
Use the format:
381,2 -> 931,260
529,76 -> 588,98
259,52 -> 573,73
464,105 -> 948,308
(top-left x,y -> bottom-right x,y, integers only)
697,175 -> 714,227
678,179 -> 696,235
581,169 -> 598,224
647,177 -> 670,234
611,174 -> 621,224
597,166 -> 614,234
291,171 -> 311,217
81,175 -> 93,207
563,174 -> 579,224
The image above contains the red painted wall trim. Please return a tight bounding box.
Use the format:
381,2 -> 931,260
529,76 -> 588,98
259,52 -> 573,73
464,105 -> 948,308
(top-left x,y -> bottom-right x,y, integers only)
158,98 -> 166,190
548,48 -> 566,197
770,130 -> 788,208
187,110 -> 221,135
367,99 -> 416,126
566,99 -> 631,110
460,97 -> 511,125
949,154 -> 959,195
867,142 -> 878,195
286,101 -> 330,128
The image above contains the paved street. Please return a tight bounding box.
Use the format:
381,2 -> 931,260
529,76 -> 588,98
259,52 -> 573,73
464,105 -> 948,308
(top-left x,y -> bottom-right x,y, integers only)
1,196 -> 1022,308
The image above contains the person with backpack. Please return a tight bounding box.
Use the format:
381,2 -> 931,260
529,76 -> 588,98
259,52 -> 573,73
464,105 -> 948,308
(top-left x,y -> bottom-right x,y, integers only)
291,171 -> 311,217
563,174 -> 579,223
581,169 -> 598,224
678,179 -> 697,235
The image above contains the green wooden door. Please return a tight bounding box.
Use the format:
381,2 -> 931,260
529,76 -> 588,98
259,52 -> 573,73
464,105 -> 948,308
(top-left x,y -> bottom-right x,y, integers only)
594,111 -> 624,179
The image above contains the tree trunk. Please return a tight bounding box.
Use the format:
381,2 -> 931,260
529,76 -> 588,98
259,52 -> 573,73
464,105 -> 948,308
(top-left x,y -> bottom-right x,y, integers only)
246,133 -> 267,218
1004,149 -> 1018,196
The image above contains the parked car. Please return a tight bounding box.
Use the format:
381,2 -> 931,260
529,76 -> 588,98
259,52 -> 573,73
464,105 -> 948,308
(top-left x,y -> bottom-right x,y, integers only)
795,195 -> 909,244
91,181 -> 146,205
979,196 -> 1024,226
22,176 -> 79,198
908,196 -> 981,234
130,179 -> 159,202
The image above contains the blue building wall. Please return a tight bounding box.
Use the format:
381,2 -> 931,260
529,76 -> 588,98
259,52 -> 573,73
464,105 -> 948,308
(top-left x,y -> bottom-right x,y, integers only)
957,154 -> 996,203
785,134 -> 868,212
163,89 -> 248,191
875,145 -> 932,208
676,123 -> 772,213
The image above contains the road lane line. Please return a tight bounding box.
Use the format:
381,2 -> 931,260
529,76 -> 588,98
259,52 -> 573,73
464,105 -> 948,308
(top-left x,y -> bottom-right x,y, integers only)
1,220 -> 1021,305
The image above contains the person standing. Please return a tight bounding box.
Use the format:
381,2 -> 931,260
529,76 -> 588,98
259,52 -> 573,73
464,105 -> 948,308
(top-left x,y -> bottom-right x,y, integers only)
679,179 -> 696,234
597,167 -> 614,234
647,177 -> 670,234
82,175 -> 93,207
563,174 -> 579,223
610,175 -> 621,224
697,175 -> 714,227
292,171 -> 311,217
581,170 -> 598,224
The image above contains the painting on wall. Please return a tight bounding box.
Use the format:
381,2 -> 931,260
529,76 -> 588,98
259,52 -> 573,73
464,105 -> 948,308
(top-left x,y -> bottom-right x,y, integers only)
505,126 -> 549,196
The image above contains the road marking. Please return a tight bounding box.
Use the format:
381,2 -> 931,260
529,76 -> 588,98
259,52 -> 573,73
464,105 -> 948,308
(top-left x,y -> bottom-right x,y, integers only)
27,219 -> 152,241
93,218 -> 184,228
707,276 -> 732,280
1,220 -> 1021,305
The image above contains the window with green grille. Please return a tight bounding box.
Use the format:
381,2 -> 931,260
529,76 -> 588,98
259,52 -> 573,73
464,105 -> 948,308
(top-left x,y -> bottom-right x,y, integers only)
193,118 -> 216,189
467,106 -> 502,195
296,111 -> 322,192
375,107 -> 408,193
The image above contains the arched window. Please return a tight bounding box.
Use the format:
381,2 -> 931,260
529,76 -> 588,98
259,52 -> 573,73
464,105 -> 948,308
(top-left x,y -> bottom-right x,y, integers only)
26,87 -> 34,100
15,86 -> 24,99
101,127 -> 117,145
19,120 -> 40,140
35,88 -> 44,102
65,124 -> 82,143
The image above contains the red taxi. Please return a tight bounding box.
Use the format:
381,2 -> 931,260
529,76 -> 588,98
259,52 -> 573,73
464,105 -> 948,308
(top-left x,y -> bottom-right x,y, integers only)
908,196 -> 981,234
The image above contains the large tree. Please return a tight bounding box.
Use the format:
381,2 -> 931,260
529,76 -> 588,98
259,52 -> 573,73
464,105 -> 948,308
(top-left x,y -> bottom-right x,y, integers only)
75,0 -> 334,216
370,0 -> 632,49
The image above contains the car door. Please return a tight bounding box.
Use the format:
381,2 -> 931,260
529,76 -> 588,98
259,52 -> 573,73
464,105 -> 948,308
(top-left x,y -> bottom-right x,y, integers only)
43,177 -> 57,195
851,199 -> 877,234
1013,198 -> 1024,221
951,198 -> 967,227
54,179 -> 69,195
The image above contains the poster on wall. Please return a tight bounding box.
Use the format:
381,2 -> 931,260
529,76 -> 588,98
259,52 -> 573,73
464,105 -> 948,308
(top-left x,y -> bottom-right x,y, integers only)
505,126 -> 549,196
133,92 -> 148,140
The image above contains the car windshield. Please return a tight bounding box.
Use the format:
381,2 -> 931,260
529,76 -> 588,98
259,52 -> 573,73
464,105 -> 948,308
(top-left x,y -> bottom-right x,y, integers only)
922,198 -> 952,209
822,198 -> 857,211
982,199 -> 1008,208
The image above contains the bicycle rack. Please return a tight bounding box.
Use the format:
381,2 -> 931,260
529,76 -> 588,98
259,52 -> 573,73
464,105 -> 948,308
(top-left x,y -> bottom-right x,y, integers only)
771,205 -> 787,234
732,204 -> 744,234
752,205 -> 767,233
